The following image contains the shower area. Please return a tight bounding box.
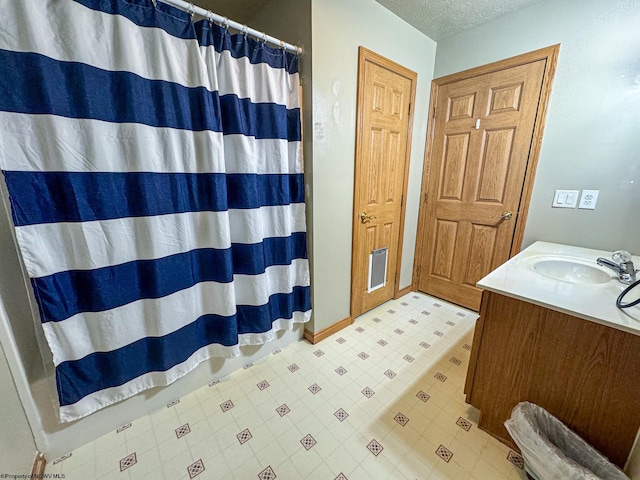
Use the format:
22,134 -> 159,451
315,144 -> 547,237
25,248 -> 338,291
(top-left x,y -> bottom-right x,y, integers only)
0,0 -> 311,462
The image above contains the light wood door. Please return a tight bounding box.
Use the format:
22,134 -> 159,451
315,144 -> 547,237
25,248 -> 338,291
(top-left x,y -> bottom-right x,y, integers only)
417,50 -> 556,311
351,48 -> 416,318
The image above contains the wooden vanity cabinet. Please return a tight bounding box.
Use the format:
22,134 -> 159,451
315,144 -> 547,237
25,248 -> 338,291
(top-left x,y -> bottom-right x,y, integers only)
465,290 -> 640,468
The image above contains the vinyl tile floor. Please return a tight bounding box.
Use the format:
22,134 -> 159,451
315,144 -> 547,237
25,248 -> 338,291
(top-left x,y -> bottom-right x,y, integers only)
45,292 -> 528,480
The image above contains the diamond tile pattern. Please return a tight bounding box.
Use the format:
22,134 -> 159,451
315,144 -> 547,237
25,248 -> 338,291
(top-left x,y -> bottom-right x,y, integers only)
116,423 -> 131,433
367,439 -> 384,456
52,454 -> 71,465
450,357 -> 462,366
175,423 -> 191,439
335,366 -> 347,376
417,391 -> 431,402
436,445 -> 453,462
42,293 -> 529,480
357,352 -> 369,360
119,453 -> 136,472
394,412 -> 409,426
361,387 -> 375,398
334,408 -> 349,422
435,372 -> 448,382
456,417 -> 472,431
508,450 -> 525,469
308,383 -> 322,394
187,459 -> 205,478
300,434 -> 317,450
276,404 -> 290,417
258,466 -> 277,480
237,428 -> 252,444
434,330 -> 444,337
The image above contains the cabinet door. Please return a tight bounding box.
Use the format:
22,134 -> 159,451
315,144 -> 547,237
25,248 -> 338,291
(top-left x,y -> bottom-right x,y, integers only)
465,292 -> 542,444
465,291 -> 640,468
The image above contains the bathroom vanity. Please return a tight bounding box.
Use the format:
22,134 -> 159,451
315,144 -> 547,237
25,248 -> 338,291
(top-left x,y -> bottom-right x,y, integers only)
464,242 -> 640,468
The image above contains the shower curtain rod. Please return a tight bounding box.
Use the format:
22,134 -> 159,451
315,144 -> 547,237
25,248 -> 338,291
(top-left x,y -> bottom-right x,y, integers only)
157,0 -> 303,55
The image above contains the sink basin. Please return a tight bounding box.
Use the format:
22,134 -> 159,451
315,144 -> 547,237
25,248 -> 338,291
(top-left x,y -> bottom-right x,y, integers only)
528,257 -> 613,284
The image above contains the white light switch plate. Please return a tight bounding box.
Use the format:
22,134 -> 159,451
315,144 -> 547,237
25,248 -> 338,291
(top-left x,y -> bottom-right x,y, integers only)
578,190 -> 599,209
552,190 -> 579,208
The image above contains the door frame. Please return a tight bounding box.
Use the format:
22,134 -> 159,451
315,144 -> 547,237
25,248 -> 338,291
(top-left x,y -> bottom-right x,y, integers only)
350,47 -> 418,318
413,45 -> 560,291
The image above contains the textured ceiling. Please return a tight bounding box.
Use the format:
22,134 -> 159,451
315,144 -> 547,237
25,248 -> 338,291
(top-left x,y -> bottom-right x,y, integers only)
190,0 -> 545,41
374,0 -> 546,40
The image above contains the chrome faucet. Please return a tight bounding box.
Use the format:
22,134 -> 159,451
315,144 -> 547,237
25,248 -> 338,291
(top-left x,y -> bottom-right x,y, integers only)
596,250 -> 638,285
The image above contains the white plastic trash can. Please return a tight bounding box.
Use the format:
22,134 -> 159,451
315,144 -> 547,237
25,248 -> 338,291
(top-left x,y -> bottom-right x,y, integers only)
504,402 -> 629,480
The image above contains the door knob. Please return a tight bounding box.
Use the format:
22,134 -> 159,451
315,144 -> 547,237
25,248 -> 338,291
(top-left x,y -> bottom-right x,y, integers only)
360,212 -> 377,223
493,211 -> 513,220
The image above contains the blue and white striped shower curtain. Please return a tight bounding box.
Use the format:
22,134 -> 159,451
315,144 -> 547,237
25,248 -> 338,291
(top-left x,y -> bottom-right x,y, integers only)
0,0 -> 311,422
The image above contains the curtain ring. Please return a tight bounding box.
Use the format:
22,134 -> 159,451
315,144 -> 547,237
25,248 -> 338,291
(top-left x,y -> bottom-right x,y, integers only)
260,32 -> 268,45
222,17 -> 230,31
279,40 -> 285,50
188,3 -> 195,22
242,25 -> 249,39
150,0 -> 157,7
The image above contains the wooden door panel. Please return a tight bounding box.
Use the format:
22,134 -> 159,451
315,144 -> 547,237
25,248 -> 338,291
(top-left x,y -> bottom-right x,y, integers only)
351,48 -> 417,318
440,133 -> 470,200
463,225 -> 498,286
418,58 -> 548,310
476,128 -> 515,203
448,93 -> 476,121
488,82 -> 523,114
430,219 -> 458,279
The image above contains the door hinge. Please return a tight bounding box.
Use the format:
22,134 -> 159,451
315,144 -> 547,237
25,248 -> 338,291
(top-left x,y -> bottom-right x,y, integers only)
408,102 -> 412,117
424,192 -> 428,204
400,194 -> 404,207
432,105 -> 436,118
417,266 -> 422,277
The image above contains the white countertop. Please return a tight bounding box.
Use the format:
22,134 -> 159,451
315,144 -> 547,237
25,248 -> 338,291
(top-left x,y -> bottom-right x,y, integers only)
477,241 -> 640,336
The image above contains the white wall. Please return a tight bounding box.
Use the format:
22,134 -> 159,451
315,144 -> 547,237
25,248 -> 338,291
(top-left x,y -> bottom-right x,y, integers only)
0,338 -> 37,472
434,0 -> 640,254
310,0 -> 436,332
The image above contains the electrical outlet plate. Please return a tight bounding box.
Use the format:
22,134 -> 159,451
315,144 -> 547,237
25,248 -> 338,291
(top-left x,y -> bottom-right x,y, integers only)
552,190 -> 579,208
578,190 -> 599,209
